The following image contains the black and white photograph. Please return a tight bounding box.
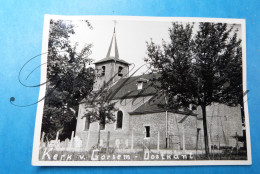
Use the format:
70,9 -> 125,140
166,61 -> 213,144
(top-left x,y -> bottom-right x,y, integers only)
32,15 -> 251,166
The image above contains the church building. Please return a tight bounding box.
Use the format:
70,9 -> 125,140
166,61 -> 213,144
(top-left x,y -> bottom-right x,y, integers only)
75,28 -> 243,152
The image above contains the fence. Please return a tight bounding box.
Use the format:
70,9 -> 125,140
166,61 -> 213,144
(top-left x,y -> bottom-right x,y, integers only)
40,129 -> 241,154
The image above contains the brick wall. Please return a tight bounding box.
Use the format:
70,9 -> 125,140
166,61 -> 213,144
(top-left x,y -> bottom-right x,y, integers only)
197,103 -> 243,148
75,99 -> 243,151
129,112 -> 198,150
75,96 -> 153,150
93,61 -> 129,91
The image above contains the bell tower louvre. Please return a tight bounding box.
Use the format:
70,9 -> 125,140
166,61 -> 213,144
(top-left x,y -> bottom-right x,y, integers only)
93,27 -> 131,91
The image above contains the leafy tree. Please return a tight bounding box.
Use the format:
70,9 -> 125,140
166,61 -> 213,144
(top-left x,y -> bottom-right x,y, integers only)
146,22 -> 195,109
146,22 -> 242,156
146,23 -> 195,148
193,23 -> 242,156
81,85 -> 118,147
41,20 -> 95,141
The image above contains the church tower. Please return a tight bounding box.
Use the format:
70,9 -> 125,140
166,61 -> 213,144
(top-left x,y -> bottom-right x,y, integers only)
93,27 -> 130,91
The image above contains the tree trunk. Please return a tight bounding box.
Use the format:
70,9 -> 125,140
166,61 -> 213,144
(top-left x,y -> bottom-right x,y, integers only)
201,105 -> 210,157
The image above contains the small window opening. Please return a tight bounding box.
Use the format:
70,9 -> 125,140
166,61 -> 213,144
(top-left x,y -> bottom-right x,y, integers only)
100,117 -> 105,130
84,116 -> 90,131
137,78 -> 148,90
145,126 -> 150,138
101,66 -> 106,76
118,66 -> 123,77
137,82 -> 143,90
116,111 -> 123,129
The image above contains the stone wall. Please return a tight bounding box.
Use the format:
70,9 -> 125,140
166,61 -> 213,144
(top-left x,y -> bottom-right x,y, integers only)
129,112 -> 198,150
93,61 -> 129,91
76,96 -> 152,132
75,99 -> 243,151
75,96 -> 153,150
197,103 -> 243,149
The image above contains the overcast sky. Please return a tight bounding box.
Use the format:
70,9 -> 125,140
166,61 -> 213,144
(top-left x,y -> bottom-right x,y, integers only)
68,19 -> 241,76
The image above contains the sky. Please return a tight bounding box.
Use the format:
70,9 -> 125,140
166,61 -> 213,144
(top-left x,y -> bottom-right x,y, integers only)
67,19 -> 241,76
69,20 -> 173,75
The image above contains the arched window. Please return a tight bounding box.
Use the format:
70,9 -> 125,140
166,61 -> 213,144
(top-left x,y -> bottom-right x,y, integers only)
101,66 -> 106,76
118,66 -> 123,77
116,110 -> 123,129
84,116 -> 90,131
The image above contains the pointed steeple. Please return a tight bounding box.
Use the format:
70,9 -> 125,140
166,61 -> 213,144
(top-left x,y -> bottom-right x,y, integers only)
106,26 -> 119,59
94,25 -> 130,66
93,24 -> 131,90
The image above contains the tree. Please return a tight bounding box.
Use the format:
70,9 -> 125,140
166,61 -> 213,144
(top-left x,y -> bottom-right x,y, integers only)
146,22 -> 242,157
41,20 -> 95,141
146,22 -> 195,110
146,23 -> 195,148
81,85 -> 118,147
193,23 -> 242,156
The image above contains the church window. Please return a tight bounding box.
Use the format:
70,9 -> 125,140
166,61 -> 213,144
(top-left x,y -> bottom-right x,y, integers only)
84,116 -> 90,131
145,126 -> 150,138
118,66 -> 123,77
99,122 -> 105,130
101,66 -> 106,76
116,110 -> 123,129
100,120 -> 105,130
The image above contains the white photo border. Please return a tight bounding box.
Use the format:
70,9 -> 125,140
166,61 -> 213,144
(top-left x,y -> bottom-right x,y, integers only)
32,15 -> 251,166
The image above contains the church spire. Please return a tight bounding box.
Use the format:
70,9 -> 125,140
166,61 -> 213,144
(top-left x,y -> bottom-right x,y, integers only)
94,22 -> 130,66
106,25 -> 119,59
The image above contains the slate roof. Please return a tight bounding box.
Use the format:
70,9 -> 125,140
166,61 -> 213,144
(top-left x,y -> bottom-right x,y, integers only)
129,95 -> 197,116
80,72 -> 196,116
107,73 -> 160,100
